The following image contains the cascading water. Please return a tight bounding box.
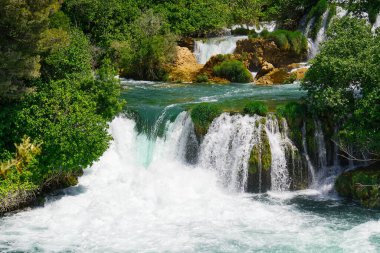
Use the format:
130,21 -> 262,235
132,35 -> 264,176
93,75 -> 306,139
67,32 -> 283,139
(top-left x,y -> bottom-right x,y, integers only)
307,10 -> 330,59
302,122 -> 316,183
372,13 -> 380,32
265,116 -> 290,191
1,109 -> 380,251
199,114 -> 261,192
193,36 -> 248,64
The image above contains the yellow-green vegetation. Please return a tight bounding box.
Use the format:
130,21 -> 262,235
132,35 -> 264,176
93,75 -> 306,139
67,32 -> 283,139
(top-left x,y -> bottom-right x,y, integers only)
248,128 -> 272,174
261,30 -> 308,55
0,137 -> 41,178
243,101 -> 269,116
190,103 -> 222,137
335,163 -> 380,208
213,60 -> 253,83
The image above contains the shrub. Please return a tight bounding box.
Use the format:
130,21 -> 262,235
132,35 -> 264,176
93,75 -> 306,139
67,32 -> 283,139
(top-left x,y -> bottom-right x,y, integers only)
243,101 -> 268,116
276,102 -> 307,120
190,103 -> 222,136
284,73 -> 297,84
213,60 -> 253,83
262,30 -> 307,54
196,74 -> 209,83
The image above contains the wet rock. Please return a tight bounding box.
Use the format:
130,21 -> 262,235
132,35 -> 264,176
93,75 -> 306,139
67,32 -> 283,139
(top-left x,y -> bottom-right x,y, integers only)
335,162 -> 380,209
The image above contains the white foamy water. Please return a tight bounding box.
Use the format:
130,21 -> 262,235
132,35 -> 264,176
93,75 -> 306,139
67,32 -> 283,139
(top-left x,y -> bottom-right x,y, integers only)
0,114 -> 380,252
194,36 -> 247,64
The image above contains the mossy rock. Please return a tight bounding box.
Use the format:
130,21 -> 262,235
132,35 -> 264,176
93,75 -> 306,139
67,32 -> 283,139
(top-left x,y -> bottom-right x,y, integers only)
247,128 -> 272,193
190,103 -> 222,138
335,162 -> 380,209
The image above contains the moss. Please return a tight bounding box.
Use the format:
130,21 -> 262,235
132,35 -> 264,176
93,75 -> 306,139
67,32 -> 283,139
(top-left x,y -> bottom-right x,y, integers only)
190,103 -> 222,137
243,101 -> 268,116
261,30 -> 308,55
248,128 -> 272,174
335,162 -> 380,208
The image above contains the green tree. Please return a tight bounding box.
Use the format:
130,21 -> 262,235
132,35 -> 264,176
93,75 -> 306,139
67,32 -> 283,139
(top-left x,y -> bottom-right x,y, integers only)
303,17 -> 380,159
41,29 -> 93,81
117,10 -> 177,81
230,0 -> 263,28
14,79 -> 111,173
0,0 -> 60,100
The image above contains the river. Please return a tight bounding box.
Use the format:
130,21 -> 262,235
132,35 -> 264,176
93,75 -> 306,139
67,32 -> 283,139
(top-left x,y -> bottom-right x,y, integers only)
0,82 -> 379,252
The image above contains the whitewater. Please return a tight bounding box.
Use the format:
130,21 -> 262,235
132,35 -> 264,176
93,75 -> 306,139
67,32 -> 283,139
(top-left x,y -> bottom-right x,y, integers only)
1,112 -> 380,253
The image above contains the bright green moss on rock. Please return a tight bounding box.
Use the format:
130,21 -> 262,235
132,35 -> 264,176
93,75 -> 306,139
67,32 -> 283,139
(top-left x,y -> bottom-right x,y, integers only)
248,128 -> 272,174
335,162 -> 380,209
243,101 -> 269,116
190,103 -> 222,138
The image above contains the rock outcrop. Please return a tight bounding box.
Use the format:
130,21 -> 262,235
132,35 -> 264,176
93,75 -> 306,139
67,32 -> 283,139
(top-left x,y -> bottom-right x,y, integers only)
335,162 -> 380,209
233,38 -> 308,85
235,38 -> 307,69
168,46 -> 203,83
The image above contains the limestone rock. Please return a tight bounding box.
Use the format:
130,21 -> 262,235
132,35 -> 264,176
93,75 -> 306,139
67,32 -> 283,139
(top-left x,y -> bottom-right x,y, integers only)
168,46 -> 203,83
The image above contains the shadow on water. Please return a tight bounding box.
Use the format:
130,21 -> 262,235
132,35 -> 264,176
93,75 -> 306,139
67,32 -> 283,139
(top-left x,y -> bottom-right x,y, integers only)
250,192 -> 380,227
44,185 -> 87,204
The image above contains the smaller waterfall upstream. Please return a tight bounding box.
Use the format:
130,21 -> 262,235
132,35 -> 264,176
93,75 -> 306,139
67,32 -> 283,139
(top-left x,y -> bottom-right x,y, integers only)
372,13 -> 380,32
194,36 -> 248,64
307,10 -> 330,59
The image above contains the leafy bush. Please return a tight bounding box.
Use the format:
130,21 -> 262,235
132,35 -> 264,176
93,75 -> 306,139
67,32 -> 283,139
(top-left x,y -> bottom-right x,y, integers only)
243,101 -> 268,116
42,28 -> 93,81
303,17 -> 380,158
196,74 -> 209,83
262,30 -> 308,55
213,60 -> 253,83
276,102 -> 307,120
191,103 -> 222,136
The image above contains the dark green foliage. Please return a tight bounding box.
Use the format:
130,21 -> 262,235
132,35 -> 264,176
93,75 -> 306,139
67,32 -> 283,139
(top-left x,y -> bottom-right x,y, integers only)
213,60 -> 253,83
243,101 -> 268,116
263,0 -> 318,30
81,59 -> 125,120
14,79 -> 111,173
276,102 -> 307,120
303,17 -> 380,159
307,0 -> 328,22
63,0 -> 140,45
0,0 -> 60,101
190,103 -> 222,136
262,30 -> 308,55
114,10 -> 177,81
42,29 -> 93,81
196,74 -> 209,83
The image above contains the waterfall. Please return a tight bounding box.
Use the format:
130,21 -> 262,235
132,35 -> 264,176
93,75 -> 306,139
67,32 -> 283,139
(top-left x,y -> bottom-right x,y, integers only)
372,13 -> 380,33
314,120 -> 328,175
230,21 -> 277,34
308,10 -> 330,59
193,36 -> 248,64
199,114 -> 260,192
199,113 -> 292,192
302,123 -> 316,184
265,117 -> 290,191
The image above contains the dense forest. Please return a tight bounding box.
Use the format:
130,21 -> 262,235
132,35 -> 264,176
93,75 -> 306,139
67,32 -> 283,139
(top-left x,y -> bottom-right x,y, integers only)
0,0 -> 379,212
